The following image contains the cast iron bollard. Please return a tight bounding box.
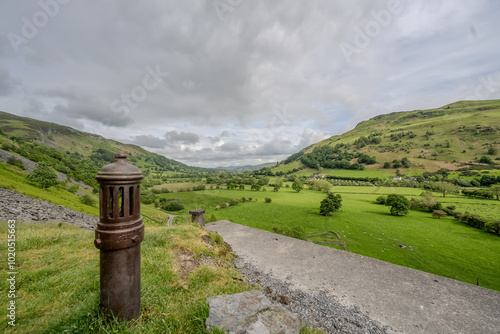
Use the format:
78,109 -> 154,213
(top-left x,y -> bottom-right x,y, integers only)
94,151 -> 144,320
189,209 -> 206,228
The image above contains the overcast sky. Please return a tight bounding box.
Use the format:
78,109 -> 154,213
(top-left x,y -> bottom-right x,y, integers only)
1,1 -> 499,167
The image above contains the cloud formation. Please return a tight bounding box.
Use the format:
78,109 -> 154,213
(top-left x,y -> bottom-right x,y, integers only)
1,0 -> 499,167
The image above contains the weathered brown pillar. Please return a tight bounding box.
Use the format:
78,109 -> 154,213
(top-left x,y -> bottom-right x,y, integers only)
94,151 -> 144,320
189,209 -> 206,228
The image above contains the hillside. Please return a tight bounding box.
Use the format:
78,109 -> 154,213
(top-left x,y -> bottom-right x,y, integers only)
274,100 -> 500,176
0,111 -> 211,187
215,162 -> 277,172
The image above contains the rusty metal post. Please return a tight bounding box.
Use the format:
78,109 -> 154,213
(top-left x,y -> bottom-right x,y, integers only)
94,151 -> 144,321
189,209 -> 206,228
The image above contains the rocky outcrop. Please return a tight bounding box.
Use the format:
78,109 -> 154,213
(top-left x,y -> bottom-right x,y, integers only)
0,188 -> 98,230
206,290 -> 300,333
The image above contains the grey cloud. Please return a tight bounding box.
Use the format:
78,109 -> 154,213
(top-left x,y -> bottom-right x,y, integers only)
43,87 -> 133,127
256,136 -> 296,156
131,135 -> 166,149
296,128 -> 331,150
209,136 -> 221,144
53,97 -> 132,128
164,130 -> 200,144
2,1 -> 500,167
219,142 -> 240,151
0,68 -> 21,96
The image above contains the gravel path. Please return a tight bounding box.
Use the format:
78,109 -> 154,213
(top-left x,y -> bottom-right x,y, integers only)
235,260 -> 389,334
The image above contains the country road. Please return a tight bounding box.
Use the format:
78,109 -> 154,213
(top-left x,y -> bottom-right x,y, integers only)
166,214 -> 176,227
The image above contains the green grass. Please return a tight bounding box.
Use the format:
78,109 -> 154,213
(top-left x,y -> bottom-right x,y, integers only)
321,168 -> 394,179
160,186 -> 500,291
0,161 -> 174,225
0,222 -> 253,333
0,162 -> 99,216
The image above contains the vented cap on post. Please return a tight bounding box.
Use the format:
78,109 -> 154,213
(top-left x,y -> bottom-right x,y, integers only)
95,152 -> 144,251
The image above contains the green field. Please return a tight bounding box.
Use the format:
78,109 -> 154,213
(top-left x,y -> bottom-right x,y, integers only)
158,186 -> 500,291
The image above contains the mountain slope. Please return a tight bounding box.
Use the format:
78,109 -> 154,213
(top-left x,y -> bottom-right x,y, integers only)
215,162 -> 277,172
0,111 -> 210,186
275,100 -> 500,175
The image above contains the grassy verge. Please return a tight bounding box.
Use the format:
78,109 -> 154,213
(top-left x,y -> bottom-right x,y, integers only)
0,222 -> 252,333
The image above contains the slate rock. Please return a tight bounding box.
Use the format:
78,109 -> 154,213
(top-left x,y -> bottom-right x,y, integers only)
233,304 -> 300,334
206,290 -> 271,330
206,290 -> 300,334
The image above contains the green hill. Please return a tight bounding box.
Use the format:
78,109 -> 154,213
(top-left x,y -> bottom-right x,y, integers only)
0,111 -> 210,187
274,100 -> 500,177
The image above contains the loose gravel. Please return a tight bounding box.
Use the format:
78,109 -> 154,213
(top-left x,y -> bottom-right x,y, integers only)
235,259 -> 391,334
0,187 -> 98,230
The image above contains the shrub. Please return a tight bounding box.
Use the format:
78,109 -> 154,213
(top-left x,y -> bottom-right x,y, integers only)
140,191 -> 156,205
230,198 -> 239,206
240,197 -> 246,203
375,196 -> 387,205
162,199 -> 184,211
79,194 -> 97,206
479,156 -> 494,165
459,212 -> 488,229
26,163 -> 59,189
68,184 -> 79,193
432,210 -> 447,219
151,188 -> 170,194
264,198 -> 272,203
7,156 -> 25,170
485,221 -> 500,235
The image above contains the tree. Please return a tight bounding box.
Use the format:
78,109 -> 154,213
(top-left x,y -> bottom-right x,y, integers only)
26,162 -> 59,189
401,157 -> 411,168
385,194 -> 410,216
319,192 -> 342,216
375,196 -> 387,205
433,182 -> 459,197
489,185 -> 500,200
273,177 -> 283,192
251,184 -> 261,191
292,181 -> 304,193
